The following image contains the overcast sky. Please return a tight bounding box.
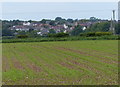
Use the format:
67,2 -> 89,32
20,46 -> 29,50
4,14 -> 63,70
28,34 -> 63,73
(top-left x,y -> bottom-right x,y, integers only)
1,2 -> 118,21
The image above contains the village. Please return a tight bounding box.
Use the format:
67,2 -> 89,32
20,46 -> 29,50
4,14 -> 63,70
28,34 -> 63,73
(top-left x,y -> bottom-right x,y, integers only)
8,17 -> 108,36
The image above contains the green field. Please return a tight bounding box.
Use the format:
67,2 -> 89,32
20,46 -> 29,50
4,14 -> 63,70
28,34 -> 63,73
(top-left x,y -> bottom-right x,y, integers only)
2,40 -> 118,85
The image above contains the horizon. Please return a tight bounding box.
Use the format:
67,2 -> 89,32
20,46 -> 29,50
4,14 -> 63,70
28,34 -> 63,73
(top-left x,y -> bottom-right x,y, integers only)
2,2 -> 118,21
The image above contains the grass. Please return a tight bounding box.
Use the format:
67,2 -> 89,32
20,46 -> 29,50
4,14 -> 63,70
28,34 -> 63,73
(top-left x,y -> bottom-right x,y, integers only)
2,40 -> 118,85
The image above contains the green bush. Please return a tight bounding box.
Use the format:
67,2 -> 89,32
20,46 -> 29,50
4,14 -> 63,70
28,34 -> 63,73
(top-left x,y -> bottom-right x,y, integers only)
17,35 -> 28,38
80,32 -> 95,37
80,32 -> 112,37
95,32 -> 112,36
48,33 -> 69,38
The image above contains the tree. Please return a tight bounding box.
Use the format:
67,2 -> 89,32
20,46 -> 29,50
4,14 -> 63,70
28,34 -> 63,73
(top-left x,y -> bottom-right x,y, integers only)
28,20 -> 32,23
49,29 -> 56,34
2,21 -> 15,36
55,17 -> 62,21
90,17 -> 98,22
49,21 -> 56,26
71,25 -> 83,36
27,31 -> 38,37
17,31 -> 27,35
85,22 -> 110,32
40,19 -> 46,24
12,20 -> 21,25
67,19 -> 73,23
115,22 -> 120,34
2,29 -> 14,36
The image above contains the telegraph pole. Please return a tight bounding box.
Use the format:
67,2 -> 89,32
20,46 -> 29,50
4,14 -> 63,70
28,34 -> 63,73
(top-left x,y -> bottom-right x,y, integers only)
110,10 -> 116,34
112,10 -> 115,35
113,10 -> 115,21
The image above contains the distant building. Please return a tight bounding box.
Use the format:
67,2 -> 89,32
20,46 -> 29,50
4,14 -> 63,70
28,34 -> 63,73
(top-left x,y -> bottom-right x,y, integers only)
63,24 -> 68,29
118,1 -> 120,21
37,32 -> 42,35
23,22 -> 31,26
10,25 -> 30,31
82,27 -> 87,30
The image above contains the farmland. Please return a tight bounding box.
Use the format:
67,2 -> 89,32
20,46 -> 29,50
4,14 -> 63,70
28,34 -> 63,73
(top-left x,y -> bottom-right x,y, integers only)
2,40 -> 118,85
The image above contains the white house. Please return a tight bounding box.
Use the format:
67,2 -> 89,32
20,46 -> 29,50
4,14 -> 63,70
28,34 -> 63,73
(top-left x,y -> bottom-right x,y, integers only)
37,32 -> 42,35
63,24 -> 68,29
23,22 -> 31,26
82,27 -> 87,30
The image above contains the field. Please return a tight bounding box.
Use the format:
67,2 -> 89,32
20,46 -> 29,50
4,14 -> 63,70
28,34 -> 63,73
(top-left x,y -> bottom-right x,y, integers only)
2,40 -> 118,85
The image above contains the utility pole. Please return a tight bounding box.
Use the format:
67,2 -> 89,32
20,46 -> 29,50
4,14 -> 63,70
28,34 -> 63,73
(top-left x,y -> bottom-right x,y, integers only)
110,10 -> 116,34
113,10 -> 115,35
113,10 -> 115,21
118,1 -> 120,22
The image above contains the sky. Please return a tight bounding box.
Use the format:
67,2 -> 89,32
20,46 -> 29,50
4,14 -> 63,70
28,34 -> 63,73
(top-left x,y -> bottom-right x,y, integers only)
1,2 -> 118,21
0,0 -> 119,2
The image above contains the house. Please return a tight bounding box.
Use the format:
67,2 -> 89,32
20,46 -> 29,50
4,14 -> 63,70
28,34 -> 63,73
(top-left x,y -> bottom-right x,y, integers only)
82,27 -> 87,30
37,32 -> 42,36
23,22 -> 31,26
63,24 -> 68,29
9,25 -> 30,31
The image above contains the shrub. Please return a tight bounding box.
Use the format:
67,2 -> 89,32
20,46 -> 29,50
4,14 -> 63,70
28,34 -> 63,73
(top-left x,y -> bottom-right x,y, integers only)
80,32 -> 95,37
80,32 -> 112,37
95,32 -> 112,36
48,33 -> 69,38
17,35 -> 28,38
86,32 -> 95,37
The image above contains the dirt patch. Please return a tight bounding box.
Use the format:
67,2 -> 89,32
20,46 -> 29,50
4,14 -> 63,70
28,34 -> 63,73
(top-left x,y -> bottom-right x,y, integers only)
27,63 -> 41,72
59,62 -> 75,69
13,58 -> 25,70
56,47 -> 87,55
